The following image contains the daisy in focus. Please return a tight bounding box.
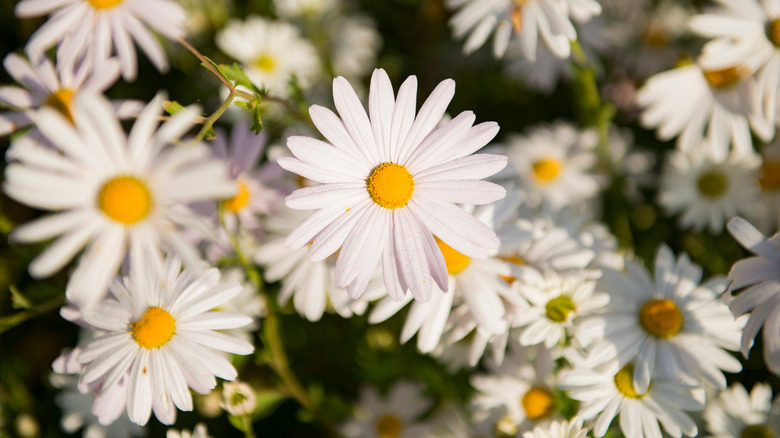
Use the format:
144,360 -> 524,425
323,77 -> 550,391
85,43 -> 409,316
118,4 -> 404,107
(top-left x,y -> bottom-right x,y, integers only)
76,256 -> 254,426
445,0 -> 602,60
704,382 -> 780,438
278,68 -> 507,301
3,93 -> 236,310
658,142 -> 761,233
587,245 -> 744,392
340,380 -> 433,438
216,16 -> 320,97
726,216 -> 780,372
559,359 -> 703,438
15,0 -> 187,81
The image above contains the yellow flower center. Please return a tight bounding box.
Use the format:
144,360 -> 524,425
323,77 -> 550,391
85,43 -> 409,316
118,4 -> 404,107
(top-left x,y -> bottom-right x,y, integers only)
614,364 -> 649,399
741,424 -> 774,438
256,55 -> 275,72
768,18 -> 780,48
532,158 -> 561,183
521,387 -> 555,420
366,163 -> 414,209
759,160 -> 780,191
703,67 -> 741,89
435,237 -> 470,275
375,414 -> 403,438
87,0 -> 123,9
45,88 -> 76,124
639,298 -> 683,339
545,295 -> 576,323
131,306 -> 175,349
697,170 -> 728,198
223,181 -> 250,213
97,176 -> 152,225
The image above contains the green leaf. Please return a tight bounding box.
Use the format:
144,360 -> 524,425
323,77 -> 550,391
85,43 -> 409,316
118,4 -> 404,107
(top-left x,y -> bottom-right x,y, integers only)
220,63 -> 262,94
10,285 -> 33,310
163,100 -> 185,116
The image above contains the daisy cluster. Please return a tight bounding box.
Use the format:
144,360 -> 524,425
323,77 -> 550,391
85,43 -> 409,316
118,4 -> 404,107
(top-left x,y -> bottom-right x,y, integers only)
1,0 -> 780,437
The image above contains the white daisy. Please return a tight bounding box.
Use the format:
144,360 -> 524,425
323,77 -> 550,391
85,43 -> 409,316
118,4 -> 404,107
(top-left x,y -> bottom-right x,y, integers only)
658,141 -> 761,234
16,0 -> 187,81
559,358 -> 704,438
514,268 -> 608,349
329,15 -> 383,81
76,255 -> 254,425
0,53 -> 140,137
216,16 -> 320,97
587,245 -> 744,392
689,0 -> 780,140
426,405 -> 495,438
704,382 -> 780,438
3,93 -> 236,310
277,68 -> 507,301
522,419 -> 589,438
445,0 -> 602,60
340,381 -> 434,438
726,216 -> 780,372
637,60 -> 769,155
501,122 -> 605,211
220,380 -> 255,416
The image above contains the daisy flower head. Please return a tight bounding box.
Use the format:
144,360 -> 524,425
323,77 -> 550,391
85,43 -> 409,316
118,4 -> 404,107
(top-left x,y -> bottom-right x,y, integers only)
3,93 -> 237,310
216,16 -> 320,97
445,0 -> 602,60
0,53 -> 140,138
501,122 -> 605,212
16,0 -> 186,81
587,245 -> 744,392
514,268 -> 608,349
704,382 -> 780,438
637,59 -> 769,155
559,358 -> 704,438
340,380 -> 434,438
522,418 -> 589,438
278,68 -> 507,302
658,141 -> 761,234
76,255 -> 254,426
726,216 -> 780,372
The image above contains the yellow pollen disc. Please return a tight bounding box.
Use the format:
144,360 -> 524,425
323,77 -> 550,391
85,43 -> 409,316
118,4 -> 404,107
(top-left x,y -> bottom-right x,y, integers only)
741,424 -> 774,438
545,295 -> 576,323
532,158 -> 561,183
87,0 -> 123,9
521,387 -> 555,420
375,414 -> 403,438
768,18 -> 780,48
256,55 -> 275,72
45,88 -> 76,124
435,237 -> 470,275
366,163 -> 414,209
703,67 -> 741,89
639,298 -> 683,339
97,176 -> 152,224
131,306 -> 175,349
613,364 -> 648,399
223,181 -> 250,213
759,160 -> 780,191
697,171 -> 728,198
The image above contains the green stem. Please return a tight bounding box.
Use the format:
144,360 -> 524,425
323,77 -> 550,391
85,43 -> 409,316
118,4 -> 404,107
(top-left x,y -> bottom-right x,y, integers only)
0,294 -> 65,335
242,415 -> 256,438
191,92 -> 235,143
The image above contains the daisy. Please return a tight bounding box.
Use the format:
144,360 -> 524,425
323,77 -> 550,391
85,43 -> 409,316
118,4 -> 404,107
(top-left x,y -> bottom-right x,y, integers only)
426,405 -> 495,438
340,381 -> 434,438
445,0 -> 602,60
523,419 -> 589,438
221,380 -> 256,416
658,141 -> 761,233
76,255 -> 254,425
0,53 -> 140,137
278,68 -> 507,301
329,15 -> 383,81
559,358 -> 703,438
16,0 -> 187,81
514,268 -> 608,349
501,122 -> 605,211
587,245 -> 744,392
689,0 -> 780,140
637,60 -> 769,155
704,382 -> 780,438
216,16 -> 320,97
726,216 -> 780,372
3,93 -> 236,310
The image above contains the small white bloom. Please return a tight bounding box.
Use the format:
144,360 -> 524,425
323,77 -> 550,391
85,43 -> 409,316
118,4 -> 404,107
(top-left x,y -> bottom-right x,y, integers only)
221,380 -> 256,416
340,381 -> 433,438
522,419 -> 589,438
